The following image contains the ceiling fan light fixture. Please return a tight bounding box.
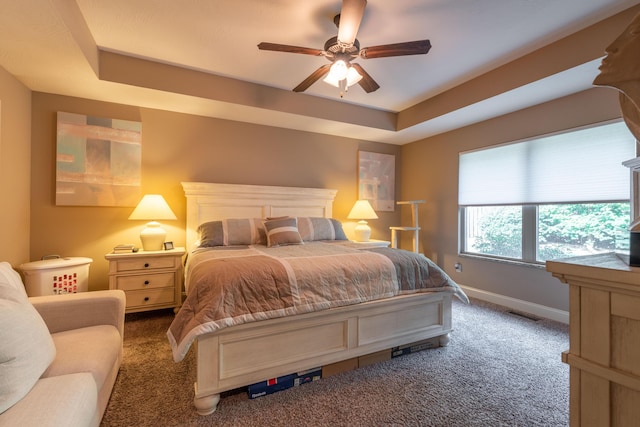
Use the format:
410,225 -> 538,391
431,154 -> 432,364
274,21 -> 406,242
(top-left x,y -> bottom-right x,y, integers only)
326,60 -> 349,82
324,60 -> 362,90
346,66 -> 362,86
323,74 -> 341,88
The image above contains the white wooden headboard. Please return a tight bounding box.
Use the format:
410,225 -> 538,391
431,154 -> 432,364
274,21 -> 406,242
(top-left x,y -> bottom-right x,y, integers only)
182,182 -> 338,251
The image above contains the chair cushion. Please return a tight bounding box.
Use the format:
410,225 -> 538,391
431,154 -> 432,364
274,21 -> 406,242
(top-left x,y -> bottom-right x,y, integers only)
0,264 -> 56,414
0,373 -> 97,427
43,325 -> 121,392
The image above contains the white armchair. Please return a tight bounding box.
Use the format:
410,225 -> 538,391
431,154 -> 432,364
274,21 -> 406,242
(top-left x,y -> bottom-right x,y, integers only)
0,262 -> 125,427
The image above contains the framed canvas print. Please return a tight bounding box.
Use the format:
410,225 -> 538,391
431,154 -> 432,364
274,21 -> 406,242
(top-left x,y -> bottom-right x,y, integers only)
56,111 -> 142,206
358,151 -> 395,211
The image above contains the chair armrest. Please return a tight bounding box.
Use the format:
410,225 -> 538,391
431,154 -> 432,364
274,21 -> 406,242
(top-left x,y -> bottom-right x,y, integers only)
29,290 -> 126,338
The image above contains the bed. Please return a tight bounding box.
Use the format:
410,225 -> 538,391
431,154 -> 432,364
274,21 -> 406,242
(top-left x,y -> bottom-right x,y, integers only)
168,182 -> 467,415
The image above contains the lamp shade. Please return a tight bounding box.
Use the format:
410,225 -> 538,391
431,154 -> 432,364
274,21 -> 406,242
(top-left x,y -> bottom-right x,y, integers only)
347,200 -> 378,220
347,200 -> 378,242
129,195 -> 177,251
128,195 -> 177,221
345,66 -> 362,86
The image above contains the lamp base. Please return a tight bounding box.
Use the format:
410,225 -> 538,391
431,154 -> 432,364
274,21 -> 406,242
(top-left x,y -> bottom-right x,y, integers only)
139,221 -> 166,251
353,220 -> 371,242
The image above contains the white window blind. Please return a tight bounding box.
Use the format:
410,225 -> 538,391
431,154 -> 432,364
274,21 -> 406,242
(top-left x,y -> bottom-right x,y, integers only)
458,121 -> 636,206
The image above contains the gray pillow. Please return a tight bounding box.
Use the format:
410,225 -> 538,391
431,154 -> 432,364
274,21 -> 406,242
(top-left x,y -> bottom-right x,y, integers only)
297,217 -> 348,241
263,217 -> 304,247
198,218 -> 266,247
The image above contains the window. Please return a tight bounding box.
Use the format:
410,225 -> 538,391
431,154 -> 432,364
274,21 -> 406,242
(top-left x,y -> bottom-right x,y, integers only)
459,121 -> 636,264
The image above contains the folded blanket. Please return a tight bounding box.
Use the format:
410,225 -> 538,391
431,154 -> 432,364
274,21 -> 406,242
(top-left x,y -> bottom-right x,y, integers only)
167,242 -> 467,362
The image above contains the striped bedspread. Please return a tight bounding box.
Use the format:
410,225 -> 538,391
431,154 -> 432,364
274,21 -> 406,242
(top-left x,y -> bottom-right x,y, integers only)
167,242 -> 468,362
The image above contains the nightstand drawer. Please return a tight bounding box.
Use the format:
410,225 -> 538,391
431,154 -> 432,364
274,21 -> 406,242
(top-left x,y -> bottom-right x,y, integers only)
115,272 -> 175,291
105,247 -> 185,314
113,257 -> 176,272
125,287 -> 175,309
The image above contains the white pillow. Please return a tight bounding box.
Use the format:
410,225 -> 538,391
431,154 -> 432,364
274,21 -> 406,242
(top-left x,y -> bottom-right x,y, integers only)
0,263 -> 56,414
0,262 -> 28,301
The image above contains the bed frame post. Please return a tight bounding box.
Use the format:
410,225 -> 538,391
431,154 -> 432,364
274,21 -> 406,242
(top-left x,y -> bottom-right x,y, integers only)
439,333 -> 450,347
193,387 -> 220,415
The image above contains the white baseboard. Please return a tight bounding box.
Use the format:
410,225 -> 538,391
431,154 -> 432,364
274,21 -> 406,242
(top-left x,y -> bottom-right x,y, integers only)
459,285 -> 569,324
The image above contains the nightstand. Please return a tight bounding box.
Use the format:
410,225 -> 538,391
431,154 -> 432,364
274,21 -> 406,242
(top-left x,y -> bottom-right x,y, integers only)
105,247 -> 185,313
350,239 -> 391,248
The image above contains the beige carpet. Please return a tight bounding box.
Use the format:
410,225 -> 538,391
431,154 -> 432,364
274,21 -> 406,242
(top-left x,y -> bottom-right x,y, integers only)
100,298 -> 569,426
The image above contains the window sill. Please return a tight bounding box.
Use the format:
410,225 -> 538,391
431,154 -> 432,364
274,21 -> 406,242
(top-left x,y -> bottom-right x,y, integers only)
458,253 -> 547,270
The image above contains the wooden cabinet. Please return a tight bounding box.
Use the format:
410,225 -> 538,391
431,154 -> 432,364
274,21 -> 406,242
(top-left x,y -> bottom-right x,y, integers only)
105,247 -> 185,313
547,253 -> 640,426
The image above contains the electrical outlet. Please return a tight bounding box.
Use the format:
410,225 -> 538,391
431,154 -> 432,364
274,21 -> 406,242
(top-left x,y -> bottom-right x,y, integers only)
454,262 -> 462,272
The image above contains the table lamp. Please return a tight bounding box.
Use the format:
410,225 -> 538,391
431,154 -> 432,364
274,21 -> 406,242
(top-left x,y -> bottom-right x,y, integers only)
347,199 -> 378,242
128,194 -> 177,251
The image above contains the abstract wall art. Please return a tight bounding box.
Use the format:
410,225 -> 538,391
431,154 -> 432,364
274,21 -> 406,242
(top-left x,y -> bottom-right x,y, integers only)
358,151 -> 395,211
56,111 -> 142,206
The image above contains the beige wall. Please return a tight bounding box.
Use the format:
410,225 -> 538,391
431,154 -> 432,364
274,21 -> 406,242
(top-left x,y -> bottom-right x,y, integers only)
20,88 -> 631,309
0,66 -> 31,266
30,93 -> 401,291
400,87 -> 624,311
6,81 -> 630,311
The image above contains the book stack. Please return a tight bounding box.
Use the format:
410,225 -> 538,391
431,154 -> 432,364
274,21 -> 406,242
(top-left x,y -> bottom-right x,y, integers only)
112,244 -> 137,254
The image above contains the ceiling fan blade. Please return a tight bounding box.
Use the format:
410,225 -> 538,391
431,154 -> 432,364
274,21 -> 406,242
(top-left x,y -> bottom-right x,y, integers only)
293,64 -> 332,92
351,63 -> 379,93
337,0 -> 367,45
258,42 -> 324,56
360,40 -> 431,59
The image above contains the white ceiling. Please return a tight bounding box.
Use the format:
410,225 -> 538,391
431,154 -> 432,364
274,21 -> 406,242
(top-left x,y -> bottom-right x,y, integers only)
0,0 -> 638,144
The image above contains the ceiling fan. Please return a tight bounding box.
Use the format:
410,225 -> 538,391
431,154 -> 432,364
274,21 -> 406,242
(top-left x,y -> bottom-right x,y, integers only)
257,0 -> 431,97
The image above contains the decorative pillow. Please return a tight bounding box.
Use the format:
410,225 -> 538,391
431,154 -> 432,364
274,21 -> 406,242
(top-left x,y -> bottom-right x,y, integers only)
197,218 -> 266,247
0,262 -> 28,301
297,217 -> 348,242
263,217 -> 304,247
0,264 -> 56,414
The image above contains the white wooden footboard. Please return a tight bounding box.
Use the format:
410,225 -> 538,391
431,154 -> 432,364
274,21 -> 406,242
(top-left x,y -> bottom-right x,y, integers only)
193,291 -> 453,415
